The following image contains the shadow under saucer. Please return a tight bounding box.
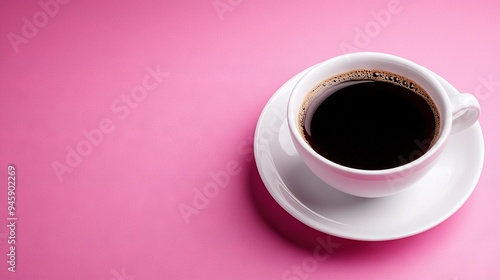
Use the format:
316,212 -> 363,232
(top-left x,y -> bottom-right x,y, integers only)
246,160 -> 468,262
248,162 -> 370,252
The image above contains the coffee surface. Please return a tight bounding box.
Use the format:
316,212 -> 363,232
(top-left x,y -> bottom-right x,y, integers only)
299,70 -> 440,170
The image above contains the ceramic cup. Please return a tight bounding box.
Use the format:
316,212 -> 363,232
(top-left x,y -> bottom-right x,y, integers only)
287,52 -> 480,197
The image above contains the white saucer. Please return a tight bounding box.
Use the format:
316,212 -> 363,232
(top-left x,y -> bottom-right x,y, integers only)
254,67 -> 484,241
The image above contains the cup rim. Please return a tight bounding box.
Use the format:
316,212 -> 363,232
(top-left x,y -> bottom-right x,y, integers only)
287,52 -> 452,176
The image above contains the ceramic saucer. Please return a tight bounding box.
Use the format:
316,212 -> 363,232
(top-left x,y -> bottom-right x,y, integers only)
254,67 -> 484,241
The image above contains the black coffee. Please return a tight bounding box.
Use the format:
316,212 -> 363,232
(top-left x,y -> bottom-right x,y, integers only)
299,70 -> 440,170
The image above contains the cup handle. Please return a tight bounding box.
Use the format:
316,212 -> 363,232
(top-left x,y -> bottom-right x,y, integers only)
449,93 -> 481,134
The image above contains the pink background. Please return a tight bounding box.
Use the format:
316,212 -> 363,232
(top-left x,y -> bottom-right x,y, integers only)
0,0 -> 499,279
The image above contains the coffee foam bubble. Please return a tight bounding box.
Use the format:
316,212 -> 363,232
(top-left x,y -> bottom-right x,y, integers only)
298,69 -> 441,146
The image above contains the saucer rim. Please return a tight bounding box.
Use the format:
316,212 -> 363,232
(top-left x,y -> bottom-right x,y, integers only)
254,66 -> 484,241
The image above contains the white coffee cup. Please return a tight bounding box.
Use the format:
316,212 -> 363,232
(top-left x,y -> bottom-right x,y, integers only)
287,52 -> 480,197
